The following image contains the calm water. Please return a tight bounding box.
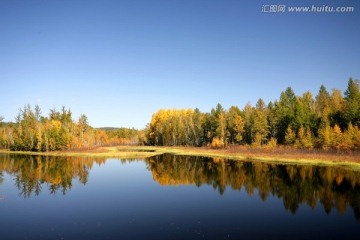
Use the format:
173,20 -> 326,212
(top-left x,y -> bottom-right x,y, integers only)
0,154 -> 360,240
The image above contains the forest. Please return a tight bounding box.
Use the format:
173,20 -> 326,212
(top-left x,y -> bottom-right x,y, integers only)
0,106 -> 139,151
144,78 -> 360,150
0,78 -> 359,151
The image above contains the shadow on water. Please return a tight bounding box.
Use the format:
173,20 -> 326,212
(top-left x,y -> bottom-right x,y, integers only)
1,153 -> 360,220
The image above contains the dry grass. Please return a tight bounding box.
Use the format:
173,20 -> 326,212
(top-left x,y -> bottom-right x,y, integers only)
223,145 -> 360,162
0,146 -> 159,159
144,145 -> 360,170
1,145 -> 360,170
170,145 -> 360,161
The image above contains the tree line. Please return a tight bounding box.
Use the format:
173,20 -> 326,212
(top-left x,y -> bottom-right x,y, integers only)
1,78 -> 359,151
103,127 -> 141,145
144,78 -> 360,150
0,106 -> 139,151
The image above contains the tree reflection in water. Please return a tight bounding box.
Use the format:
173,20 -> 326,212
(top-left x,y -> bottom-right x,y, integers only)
147,154 -> 360,220
0,153 -> 360,220
0,154 -> 106,197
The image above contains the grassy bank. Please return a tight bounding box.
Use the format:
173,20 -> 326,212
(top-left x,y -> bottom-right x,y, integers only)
1,145 -> 360,170
0,146 -> 159,159
153,146 -> 360,170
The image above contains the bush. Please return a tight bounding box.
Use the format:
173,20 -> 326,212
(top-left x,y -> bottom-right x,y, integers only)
266,137 -> 277,149
252,133 -> 262,147
210,137 -> 225,149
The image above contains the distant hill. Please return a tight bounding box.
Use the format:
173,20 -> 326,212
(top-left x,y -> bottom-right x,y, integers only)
98,127 -> 121,131
0,122 -> 14,127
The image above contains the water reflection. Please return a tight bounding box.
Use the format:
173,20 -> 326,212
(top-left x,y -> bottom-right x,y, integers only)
0,154 -> 105,197
1,153 -> 360,220
148,154 -> 360,220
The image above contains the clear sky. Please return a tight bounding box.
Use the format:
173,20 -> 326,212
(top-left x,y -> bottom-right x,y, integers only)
1,0 -> 359,129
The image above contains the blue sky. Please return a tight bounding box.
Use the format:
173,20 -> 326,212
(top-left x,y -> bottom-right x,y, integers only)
1,0 -> 359,128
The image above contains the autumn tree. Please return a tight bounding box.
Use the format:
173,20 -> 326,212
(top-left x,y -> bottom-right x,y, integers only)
191,108 -> 205,146
285,125 -> 295,145
317,122 -> 332,149
267,101 -> 277,139
293,92 -> 316,133
253,99 -> 269,145
331,124 -> 343,150
0,116 -> 7,149
328,88 -> 345,129
295,126 -> 313,149
234,114 -> 245,143
10,105 -> 39,151
78,114 -> 89,147
6,105 -> 109,151
211,104 -> 227,147
226,106 -> 243,144
243,103 -> 254,144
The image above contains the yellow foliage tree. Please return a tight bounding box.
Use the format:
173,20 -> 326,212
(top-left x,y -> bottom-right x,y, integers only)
318,123 -> 332,149
331,124 -> 343,150
234,114 -> 245,143
252,133 -> 262,147
210,137 -> 225,149
266,137 -> 277,149
295,126 -> 313,149
285,125 -> 295,145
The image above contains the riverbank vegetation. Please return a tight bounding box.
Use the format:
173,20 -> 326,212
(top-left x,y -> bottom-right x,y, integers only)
0,106 -> 139,152
144,79 -> 360,150
1,78 -> 359,156
1,145 -> 359,170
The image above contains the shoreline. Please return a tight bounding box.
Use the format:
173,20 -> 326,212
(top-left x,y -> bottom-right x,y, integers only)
1,145 -> 360,170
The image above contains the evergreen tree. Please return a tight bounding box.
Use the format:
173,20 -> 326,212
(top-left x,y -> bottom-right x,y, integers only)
315,85 -> 330,118
343,78 -> 360,127
275,87 -> 296,144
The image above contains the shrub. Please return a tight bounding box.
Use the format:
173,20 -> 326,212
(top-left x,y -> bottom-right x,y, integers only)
210,137 -> 225,149
266,137 -> 277,149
